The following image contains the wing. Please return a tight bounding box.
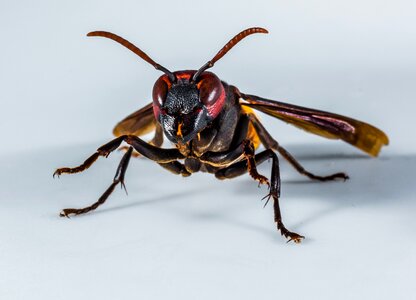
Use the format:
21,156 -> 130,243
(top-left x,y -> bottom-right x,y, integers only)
113,102 -> 156,137
239,93 -> 389,157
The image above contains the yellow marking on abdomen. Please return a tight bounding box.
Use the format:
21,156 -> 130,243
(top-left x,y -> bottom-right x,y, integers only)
241,106 -> 261,150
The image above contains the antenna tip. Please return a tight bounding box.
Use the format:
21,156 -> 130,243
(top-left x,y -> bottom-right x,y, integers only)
256,27 -> 269,34
86,31 -> 102,37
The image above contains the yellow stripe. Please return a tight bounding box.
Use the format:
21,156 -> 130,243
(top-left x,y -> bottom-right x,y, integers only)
241,106 -> 261,150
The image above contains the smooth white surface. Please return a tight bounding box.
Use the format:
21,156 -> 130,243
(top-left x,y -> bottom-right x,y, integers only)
1,1 -> 416,299
1,145 -> 415,299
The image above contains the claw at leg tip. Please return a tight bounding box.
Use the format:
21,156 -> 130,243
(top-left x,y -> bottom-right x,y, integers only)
59,210 -> 71,218
121,182 -> 128,195
286,235 -> 305,244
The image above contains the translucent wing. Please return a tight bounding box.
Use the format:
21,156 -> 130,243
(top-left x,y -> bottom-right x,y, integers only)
113,102 -> 156,137
239,93 -> 389,156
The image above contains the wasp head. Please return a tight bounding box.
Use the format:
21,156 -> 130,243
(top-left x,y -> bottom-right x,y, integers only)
152,70 -> 225,144
87,28 -> 267,144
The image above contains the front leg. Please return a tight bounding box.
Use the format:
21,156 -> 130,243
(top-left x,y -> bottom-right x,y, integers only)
54,135 -> 126,177
55,135 -> 184,217
54,135 -> 183,177
60,146 -> 134,217
118,122 -> 164,158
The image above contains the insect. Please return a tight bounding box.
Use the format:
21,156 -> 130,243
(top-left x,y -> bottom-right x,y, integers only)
54,27 -> 388,243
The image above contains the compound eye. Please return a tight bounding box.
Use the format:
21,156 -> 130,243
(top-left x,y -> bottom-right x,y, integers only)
152,76 -> 170,107
197,73 -> 223,107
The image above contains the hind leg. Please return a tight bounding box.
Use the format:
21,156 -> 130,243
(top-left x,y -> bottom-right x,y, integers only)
248,113 -> 348,181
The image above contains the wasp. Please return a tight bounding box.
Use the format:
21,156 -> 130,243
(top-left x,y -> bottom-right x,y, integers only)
54,27 -> 388,243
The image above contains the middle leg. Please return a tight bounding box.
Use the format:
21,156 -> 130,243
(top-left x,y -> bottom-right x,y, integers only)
215,149 -> 304,243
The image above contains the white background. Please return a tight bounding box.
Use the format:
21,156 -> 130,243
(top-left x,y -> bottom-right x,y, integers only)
1,1 -> 415,299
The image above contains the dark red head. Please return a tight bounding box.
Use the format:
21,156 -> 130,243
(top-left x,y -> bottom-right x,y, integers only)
87,28 -> 268,144
152,71 -> 225,143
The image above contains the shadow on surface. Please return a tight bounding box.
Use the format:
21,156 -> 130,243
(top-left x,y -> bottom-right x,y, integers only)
232,145 -> 415,234
0,142 -> 414,240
